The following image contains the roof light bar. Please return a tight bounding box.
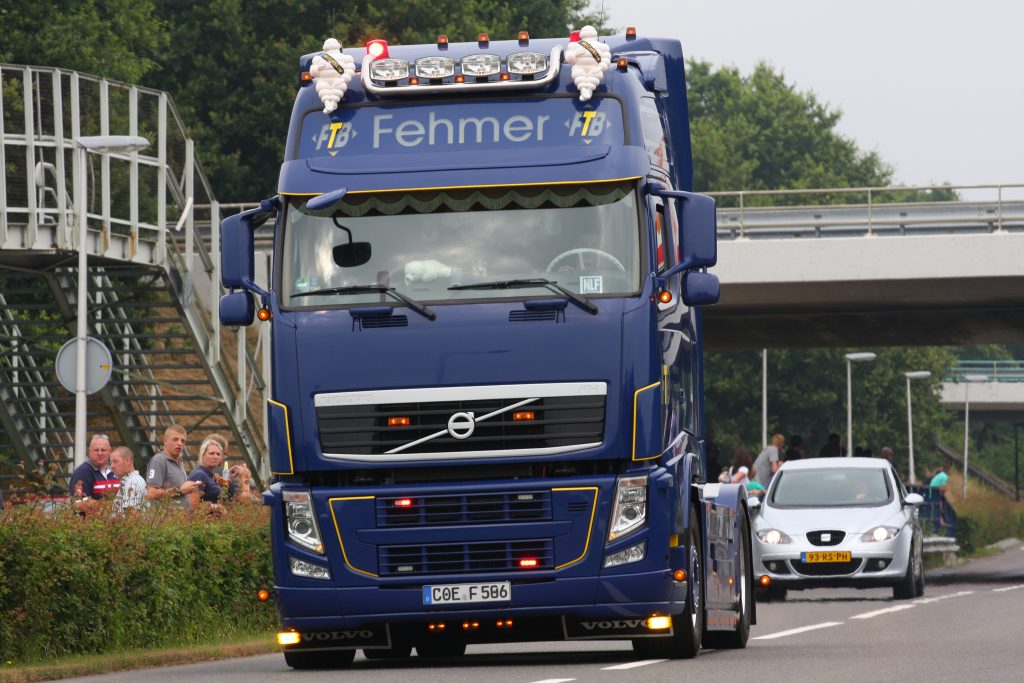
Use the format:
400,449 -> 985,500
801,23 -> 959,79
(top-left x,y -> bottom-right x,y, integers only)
461,54 -> 501,77
369,58 -> 409,82
506,51 -> 547,75
416,56 -> 454,79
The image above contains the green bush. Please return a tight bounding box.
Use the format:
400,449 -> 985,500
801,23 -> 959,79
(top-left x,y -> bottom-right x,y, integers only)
0,502 -> 275,663
955,506 -> 1024,556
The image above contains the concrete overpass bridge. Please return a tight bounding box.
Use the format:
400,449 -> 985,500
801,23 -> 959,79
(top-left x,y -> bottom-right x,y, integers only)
706,186 -> 1024,349
940,360 -> 1024,420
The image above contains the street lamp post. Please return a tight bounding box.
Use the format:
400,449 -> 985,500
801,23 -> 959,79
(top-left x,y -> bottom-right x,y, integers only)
762,349 -> 768,449
845,352 -> 876,458
904,371 -> 931,484
960,373 -> 988,499
72,136 -> 150,467
1015,422 -> 1022,503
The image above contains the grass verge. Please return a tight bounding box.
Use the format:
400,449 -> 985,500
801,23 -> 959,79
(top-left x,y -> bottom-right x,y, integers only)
0,631 -> 278,683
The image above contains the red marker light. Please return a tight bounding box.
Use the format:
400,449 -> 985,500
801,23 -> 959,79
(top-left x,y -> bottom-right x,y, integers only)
569,30 -> 581,42
365,39 -> 389,59
519,558 -> 538,568
394,498 -> 413,507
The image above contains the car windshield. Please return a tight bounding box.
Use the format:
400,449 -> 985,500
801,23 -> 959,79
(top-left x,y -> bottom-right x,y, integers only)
769,468 -> 893,508
280,181 -> 641,307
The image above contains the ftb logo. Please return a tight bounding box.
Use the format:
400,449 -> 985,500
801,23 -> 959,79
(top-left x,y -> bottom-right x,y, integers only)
567,111 -> 607,138
313,122 -> 355,154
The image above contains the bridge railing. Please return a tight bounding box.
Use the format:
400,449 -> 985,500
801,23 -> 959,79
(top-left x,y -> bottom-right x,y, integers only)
946,360 -> 1024,383
708,183 -> 1024,240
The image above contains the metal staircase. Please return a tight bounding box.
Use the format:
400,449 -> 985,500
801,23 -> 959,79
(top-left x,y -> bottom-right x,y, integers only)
0,64 -> 269,493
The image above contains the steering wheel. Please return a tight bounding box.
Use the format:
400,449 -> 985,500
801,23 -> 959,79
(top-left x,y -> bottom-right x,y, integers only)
546,248 -> 626,274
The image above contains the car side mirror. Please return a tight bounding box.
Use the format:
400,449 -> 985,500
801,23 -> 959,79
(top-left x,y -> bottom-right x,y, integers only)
904,492 -> 924,506
747,497 -> 761,510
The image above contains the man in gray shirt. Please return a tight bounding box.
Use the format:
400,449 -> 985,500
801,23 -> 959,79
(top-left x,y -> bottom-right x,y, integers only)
752,433 -> 785,488
145,424 -> 201,509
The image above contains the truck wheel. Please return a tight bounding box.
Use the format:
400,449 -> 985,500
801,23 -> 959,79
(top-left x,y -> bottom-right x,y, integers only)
892,541 -> 917,600
363,644 -> 412,660
632,504 -> 704,659
415,641 -> 466,658
284,649 -> 355,669
702,507 -> 751,649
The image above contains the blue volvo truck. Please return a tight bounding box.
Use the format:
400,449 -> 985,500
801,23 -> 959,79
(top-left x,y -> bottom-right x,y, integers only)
219,27 -> 754,669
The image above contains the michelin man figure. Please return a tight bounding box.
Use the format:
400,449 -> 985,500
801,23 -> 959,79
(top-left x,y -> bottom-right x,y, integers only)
310,38 -> 355,114
564,26 -> 611,102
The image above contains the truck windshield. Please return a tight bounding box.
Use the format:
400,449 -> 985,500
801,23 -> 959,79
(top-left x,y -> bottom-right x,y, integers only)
280,181 -> 641,307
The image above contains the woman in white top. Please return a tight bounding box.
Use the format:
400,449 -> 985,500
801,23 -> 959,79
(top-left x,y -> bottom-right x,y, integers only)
729,447 -> 755,490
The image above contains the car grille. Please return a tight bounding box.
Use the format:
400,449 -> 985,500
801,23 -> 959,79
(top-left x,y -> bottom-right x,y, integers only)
790,559 -> 863,576
376,491 -> 552,527
378,539 -> 554,576
806,530 -> 847,546
317,392 -> 605,456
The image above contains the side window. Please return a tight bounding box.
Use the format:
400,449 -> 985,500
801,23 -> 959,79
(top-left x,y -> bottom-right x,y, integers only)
654,203 -> 667,272
639,97 -> 668,172
675,327 -> 696,433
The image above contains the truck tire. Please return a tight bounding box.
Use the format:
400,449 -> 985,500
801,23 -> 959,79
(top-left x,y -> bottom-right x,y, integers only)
284,648 -> 355,669
702,507 -> 751,649
415,641 -> 466,658
632,504 -> 703,659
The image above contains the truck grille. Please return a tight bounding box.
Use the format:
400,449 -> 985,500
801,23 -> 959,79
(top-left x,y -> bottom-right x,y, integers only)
377,491 -> 551,527
315,383 -> 606,457
379,539 -> 554,576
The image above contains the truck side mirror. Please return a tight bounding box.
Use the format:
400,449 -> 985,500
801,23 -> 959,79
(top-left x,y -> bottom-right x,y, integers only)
219,291 -> 256,326
676,193 -> 717,269
221,198 -> 277,290
682,271 -> 720,306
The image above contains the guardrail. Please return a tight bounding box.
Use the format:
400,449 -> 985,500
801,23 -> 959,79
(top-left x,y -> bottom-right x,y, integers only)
946,360 -> 1024,383
708,184 -> 1024,240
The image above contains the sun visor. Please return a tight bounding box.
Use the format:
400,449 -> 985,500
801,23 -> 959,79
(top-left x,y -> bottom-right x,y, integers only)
279,145 -> 648,194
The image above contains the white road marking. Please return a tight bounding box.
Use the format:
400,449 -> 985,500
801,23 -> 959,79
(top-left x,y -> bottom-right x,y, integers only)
602,659 -> 667,670
752,621 -> 843,640
529,679 -> 576,683
993,584 -> 1024,593
850,604 -> 916,620
914,590 -> 974,605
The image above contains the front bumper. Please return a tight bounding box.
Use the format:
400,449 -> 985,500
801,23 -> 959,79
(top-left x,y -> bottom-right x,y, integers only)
753,534 -> 911,590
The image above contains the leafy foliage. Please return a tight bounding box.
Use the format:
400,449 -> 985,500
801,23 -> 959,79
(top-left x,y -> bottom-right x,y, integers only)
0,503 -> 274,663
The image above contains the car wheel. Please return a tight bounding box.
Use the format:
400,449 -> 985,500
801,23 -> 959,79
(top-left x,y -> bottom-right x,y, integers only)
284,649 -> 355,669
633,504 -> 704,659
892,543 -> 917,600
703,506 -> 752,649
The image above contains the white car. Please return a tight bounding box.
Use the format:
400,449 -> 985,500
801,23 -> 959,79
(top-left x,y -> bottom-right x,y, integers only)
751,457 -> 925,600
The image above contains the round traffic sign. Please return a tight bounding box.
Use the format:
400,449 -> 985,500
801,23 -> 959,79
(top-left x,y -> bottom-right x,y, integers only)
55,337 -> 113,394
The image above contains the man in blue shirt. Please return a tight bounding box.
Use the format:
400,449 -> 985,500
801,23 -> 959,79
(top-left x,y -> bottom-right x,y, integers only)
69,434 -> 120,504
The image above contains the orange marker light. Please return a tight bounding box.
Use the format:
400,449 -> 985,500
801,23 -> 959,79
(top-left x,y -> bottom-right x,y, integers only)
518,31 -> 530,42
617,57 -> 628,71
512,411 -> 535,421
658,290 -> 672,304
257,307 -> 273,321
454,74 -> 465,83
388,416 -> 411,427
759,575 -> 772,587
437,35 -> 449,47
408,76 -> 420,85
626,26 -> 637,40
300,71 -> 313,82
257,589 -> 271,602
673,569 -> 687,582
499,72 -> 510,81
478,33 -> 489,46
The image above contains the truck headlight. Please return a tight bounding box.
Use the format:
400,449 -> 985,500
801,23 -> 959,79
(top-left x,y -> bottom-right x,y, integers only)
608,475 -> 647,541
283,490 -> 324,554
603,541 -> 646,568
506,51 -> 548,75
369,58 -> 409,82
289,556 -> 331,580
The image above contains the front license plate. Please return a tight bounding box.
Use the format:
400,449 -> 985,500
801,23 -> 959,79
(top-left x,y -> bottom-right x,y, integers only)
802,551 -> 852,563
422,581 -> 511,605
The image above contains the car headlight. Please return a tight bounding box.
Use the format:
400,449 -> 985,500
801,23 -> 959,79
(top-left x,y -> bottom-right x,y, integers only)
608,475 -> 647,541
755,528 -> 792,545
861,526 -> 901,542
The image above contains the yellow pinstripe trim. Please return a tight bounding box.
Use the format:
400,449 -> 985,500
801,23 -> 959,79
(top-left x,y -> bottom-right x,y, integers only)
632,381 -> 662,461
268,399 -> 295,475
328,496 -> 378,578
552,487 -> 599,570
281,176 -> 643,197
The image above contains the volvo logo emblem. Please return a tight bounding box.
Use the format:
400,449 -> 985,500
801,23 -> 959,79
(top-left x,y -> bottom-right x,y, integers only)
447,411 -> 476,440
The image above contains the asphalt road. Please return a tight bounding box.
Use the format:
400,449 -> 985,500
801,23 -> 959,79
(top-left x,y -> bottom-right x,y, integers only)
64,543 -> 1024,683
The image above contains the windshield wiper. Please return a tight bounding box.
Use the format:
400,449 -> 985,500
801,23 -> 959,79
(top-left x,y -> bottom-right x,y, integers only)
448,278 -> 597,315
291,285 -> 436,321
